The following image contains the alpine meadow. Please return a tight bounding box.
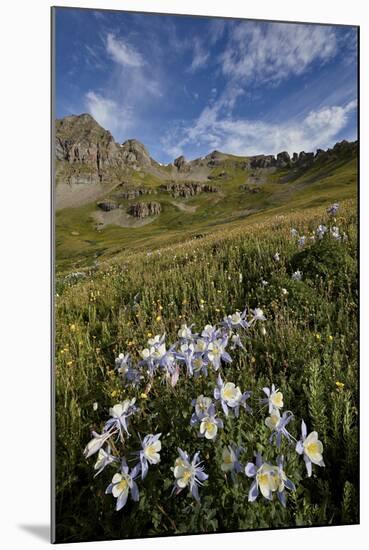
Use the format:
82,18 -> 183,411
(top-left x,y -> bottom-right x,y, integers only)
53,8 -> 359,544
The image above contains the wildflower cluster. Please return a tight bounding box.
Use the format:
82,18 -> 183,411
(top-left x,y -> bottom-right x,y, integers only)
290,202 -> 347,247
83,295 -> 327,513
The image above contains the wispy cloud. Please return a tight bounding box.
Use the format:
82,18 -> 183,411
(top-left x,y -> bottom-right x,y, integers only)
85,91 -> 133,135
56,10 -> 357,162
188,39 -> 209,72
84,32 -> 163,141
162,100 -> 357,159
219,22 -> 338,85
106,32 -> 144,67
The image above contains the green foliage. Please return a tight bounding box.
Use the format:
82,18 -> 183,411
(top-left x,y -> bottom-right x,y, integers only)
55,152 -> 357,272
54,203 -> 358,542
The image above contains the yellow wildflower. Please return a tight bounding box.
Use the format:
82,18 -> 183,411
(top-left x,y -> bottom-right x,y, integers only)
140,393 -> 148,399
156,315 -> 162,322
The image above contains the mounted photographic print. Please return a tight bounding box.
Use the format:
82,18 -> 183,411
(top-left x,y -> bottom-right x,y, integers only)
51,6 -> 359,544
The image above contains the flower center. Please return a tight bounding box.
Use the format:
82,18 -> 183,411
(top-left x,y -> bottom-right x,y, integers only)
117,479 -> 128,493
145,444 -> 157,458
305,441 -> 319,455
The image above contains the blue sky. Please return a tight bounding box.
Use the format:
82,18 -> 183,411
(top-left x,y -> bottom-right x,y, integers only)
55,8 -> 358,164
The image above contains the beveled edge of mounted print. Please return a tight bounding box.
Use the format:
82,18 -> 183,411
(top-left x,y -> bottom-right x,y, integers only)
52,4 -> 359,544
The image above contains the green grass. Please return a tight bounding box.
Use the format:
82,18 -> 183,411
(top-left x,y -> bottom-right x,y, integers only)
55,154 -> 357,273
55,200 -> 358,542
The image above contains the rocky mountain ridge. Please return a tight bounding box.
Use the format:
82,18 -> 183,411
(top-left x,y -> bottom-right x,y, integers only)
55,113 -> 357,211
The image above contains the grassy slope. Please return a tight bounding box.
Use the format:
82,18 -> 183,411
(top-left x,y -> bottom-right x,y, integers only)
55,200 -> 358,542
55,156 -> 357,272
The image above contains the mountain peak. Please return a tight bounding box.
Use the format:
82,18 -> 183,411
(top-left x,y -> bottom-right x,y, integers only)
120,139 -> 152,166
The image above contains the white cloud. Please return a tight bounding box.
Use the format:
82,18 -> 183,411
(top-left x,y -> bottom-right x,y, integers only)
85,91 -> 132,135
188,39 -> 209,72
162,100 -> 357,159
106,33 -> 144,68
84,32 -> 163,141
219,22 -> 337,86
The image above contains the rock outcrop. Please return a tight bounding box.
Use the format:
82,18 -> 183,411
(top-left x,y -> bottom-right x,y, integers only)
55,113 -> 123,184
115,187 -> 155,200
249,155 -> 277,169
276,151 -> 291,168
120,139 -> 152,168
240,184 -> 262,193
97,200 -> 118,211
55,114 -> 156,186
160,182 -> 218,198
174,155 -> 190,172
127,202 -> 161,218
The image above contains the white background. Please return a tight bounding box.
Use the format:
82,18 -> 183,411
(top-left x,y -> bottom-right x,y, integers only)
0,0 -> 367,547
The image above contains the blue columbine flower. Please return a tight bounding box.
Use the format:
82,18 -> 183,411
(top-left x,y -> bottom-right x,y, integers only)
140,334 -> 167,375
115,353 -> 141,386
222,310 -> 250,330
104,399 -> 138,440
198,404 -> 224,440
245,454 -> 295,506
262,384 -> 284,414
296,420 -> 325,477
251,308 -> 266,322
83,429 -> 117,459
177,323 -> 197,341
206,337 -> 232,370
221,444 -> 243,481
190,394 -> 213,426
327,202 -> 339,216
175,342 -> 196,375
191,353 -> 209,378
214,374 -> 252,417
93,445 -> 118,477
105,458 -> 140,511
316,224 -> 328,239
330,226 -> 341,240
229,331 -> 245,350
265,409 -> 294,448
136,433 -> 162,479
172,448 -> 208,502
201,324 -> 220,342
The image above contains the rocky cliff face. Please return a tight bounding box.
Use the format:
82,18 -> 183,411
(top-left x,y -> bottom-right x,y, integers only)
120,139 -> 153,169
127,202 -> 161,218
114,187 -> 155,200
55,113 -> 357,210
55,114 -> 125,184
160,181 -> 218,198
55,114 -> 155,186
248,141 -> 357,171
